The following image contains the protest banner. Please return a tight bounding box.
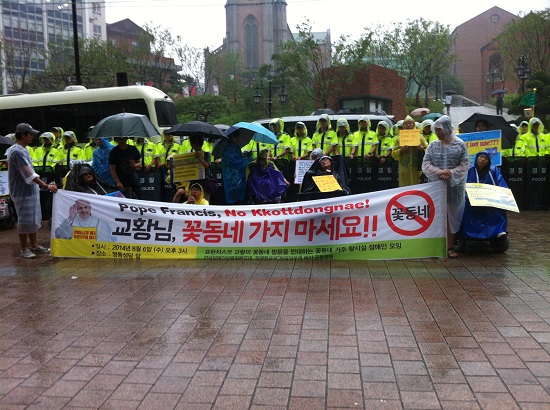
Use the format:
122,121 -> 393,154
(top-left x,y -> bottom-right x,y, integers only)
466,183 -> 520,213
459,130 -> 502,166
51,181 -> 447,260
398,129 -> 420,147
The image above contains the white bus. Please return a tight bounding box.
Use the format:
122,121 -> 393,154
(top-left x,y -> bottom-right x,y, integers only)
0,85 -> 177,142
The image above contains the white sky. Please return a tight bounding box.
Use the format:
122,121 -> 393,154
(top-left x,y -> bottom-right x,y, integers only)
105,0 -> 547,49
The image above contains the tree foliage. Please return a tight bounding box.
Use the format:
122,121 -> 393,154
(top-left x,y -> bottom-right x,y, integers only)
25,38 -> 129,92
174,94 -> 230,123
497,9 -> 550,83
273,20 -> 368,109
364,18 -> 455,106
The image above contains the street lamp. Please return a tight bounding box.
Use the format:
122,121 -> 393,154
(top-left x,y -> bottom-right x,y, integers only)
515,56 -> 531,94
254,76 -> 286,118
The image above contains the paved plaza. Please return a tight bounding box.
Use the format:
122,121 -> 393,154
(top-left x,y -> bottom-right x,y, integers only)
1,208 -> 550,409
4,106 -> 549,409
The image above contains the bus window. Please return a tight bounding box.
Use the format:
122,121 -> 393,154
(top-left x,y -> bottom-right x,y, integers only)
155,100 -> 177,128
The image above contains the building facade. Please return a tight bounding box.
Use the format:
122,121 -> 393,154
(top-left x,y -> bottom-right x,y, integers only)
0,0 -> 106,93
224,0 -> 293,70
450,6 -> 517,104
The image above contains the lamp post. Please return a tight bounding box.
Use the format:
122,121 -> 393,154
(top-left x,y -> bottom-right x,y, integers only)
515,56 -> 531,94
254,76 -> 287,118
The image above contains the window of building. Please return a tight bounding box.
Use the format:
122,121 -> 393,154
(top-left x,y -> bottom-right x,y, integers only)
93,24 -> 102,38
92,2 -> 102,15
491,14 -> 500,23
243,15 -> 259,70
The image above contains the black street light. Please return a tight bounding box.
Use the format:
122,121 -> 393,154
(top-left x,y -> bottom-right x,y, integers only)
515,56 -> 531,94
254,77 -> 286,118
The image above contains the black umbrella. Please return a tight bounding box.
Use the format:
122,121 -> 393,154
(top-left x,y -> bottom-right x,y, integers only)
444,90 -> 457,95
165,121 -> 225,139
0,136 -> 15,146
459,113 -> 517,149
491,89 -> 506,96
88,113 -> 161,139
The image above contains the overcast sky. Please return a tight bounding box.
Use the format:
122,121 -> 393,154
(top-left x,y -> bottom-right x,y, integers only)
105,0 -> 547,49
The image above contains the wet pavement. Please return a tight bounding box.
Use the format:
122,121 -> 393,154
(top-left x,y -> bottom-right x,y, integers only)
0,207 -> 549,410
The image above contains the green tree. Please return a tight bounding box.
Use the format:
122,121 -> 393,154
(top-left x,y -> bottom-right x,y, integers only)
126,23 -> 181,91
274,20 -> 368,109
364,19 -> 455,107
25,39 -> 129,92
497,9 -> 550,83
174,94 -> 230,123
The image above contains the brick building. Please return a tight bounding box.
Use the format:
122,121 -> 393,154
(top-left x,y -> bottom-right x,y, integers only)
450,6 -> 518,104
324,65 -> 407,120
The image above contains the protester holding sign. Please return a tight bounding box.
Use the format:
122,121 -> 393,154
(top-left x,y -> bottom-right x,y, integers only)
422,115 -> 469,258
392,116 -> 428,187
460,151 -> 508,244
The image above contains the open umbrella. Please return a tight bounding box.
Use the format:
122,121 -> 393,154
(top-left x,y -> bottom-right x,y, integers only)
213,122 -> 278,159
491,89 -> 506,96
444,90 -> 457,95
411,108 -> 430,116
459,113 -> 517,149
214,124 -> 230,134
0,136 -> 15,146
422,113 -> 443,122
164,121 -> 225,139
88,113 -> 161,140
226,122 -> 278,148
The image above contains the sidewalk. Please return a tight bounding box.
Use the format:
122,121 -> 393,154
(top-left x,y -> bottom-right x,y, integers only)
1,210 -> 550,409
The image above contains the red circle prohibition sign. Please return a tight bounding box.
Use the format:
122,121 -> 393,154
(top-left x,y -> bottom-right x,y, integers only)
385,190 -> 435,236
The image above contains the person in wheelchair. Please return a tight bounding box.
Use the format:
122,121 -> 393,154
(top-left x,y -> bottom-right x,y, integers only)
298,155 -> 350,201
64,163 -> 119,196
245,150 -> 288,204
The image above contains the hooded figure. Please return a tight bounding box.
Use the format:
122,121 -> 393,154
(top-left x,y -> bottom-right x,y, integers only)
502,121 -> 528,158
56,131 -> 84,167
422,115 -> 469,257
312,114 -> 337,154
353,115 -> 378,160
245,149 -> 288,204
420,119 -> 438,144
460,151 -> 508,240
31,132 -> 60,169
64,163 -> 115,195
299,155 -> 350,200
291,121 -> 313,160
392,115 -> 428,187
92,137 -> 116,187
186,183 -> 209,205
334,118 -> 355,157
522,117 -> 548,157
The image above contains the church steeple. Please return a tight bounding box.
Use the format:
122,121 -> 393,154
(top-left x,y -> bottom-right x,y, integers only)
225,0 -> 291,70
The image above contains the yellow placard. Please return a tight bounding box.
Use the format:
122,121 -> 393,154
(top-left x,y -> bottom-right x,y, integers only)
399,130 -> 420,146
466,183 -> 519,213
172,153 -> 205,182
312,175 -> 342,192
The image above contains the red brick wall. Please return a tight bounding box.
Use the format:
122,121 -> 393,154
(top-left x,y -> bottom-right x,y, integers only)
320,65 -> 407,120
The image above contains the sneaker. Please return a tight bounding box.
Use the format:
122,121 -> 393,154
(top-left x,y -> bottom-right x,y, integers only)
20,249 -> 36,259
30,245 -> 50,253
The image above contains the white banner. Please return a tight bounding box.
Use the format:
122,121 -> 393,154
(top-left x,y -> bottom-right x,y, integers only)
51,182 -> 447,260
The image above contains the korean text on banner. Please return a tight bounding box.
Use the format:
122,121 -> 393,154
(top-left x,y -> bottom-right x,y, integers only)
466,183 -> 520,213
50,181 -> 448,260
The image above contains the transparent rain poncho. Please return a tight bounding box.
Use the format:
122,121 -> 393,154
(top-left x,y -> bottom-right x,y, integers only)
6,143 -> 42,234
422,116 -> 469,233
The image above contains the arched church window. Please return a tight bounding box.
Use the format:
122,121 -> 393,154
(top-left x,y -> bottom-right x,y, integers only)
244,15 -> 259,69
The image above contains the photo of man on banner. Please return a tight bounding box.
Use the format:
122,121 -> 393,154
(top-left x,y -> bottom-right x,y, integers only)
55,199 -> 116,242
